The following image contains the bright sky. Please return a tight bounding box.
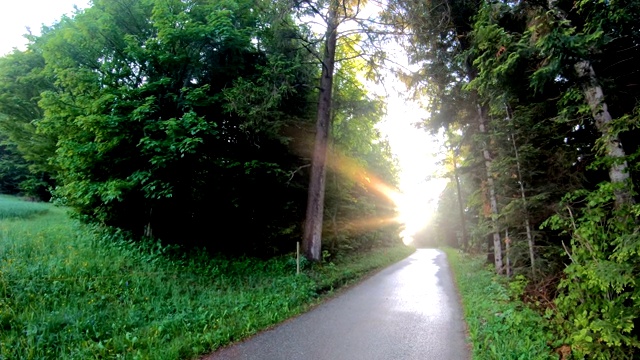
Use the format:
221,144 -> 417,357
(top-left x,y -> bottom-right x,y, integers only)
0,0 -> 446,242
375,83 -> 447,241
0,0 -> 90,56
341,3 -> 447,241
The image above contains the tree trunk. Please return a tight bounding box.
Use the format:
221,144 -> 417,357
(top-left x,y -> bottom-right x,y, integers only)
144,207 -> 153,237
478,105 -> 504,274
505,105 -> 536,276
302,2 -> 339,262
451,151 -> 468,249
574,61 -> 633,207
548,0 -> 633,207
512,133 -> 536,275
505,229 -> 511,278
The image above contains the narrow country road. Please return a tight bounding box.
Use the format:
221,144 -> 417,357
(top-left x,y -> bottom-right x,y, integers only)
204,249 -> 470,360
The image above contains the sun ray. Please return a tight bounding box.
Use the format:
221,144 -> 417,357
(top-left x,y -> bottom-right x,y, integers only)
287,126 -> 443,244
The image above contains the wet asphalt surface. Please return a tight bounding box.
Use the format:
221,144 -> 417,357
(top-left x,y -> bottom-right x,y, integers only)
204,248 -> 469,360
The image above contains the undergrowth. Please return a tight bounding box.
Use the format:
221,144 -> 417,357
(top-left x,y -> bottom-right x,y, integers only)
0,197 -> 413,360
444,248 -> 558,360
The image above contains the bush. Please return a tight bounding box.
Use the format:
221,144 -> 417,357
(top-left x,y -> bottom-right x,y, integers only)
543,184 -> 640,359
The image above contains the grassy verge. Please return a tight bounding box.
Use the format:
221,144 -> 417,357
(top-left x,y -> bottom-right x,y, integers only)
0,197 -> 414,360
443,248 -> 557,360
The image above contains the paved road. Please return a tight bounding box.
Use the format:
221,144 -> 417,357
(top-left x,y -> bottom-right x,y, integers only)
205,249 -> 469,360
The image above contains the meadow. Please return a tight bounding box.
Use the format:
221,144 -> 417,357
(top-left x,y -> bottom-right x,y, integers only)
0,197 -> 413,359
0,195 -> 49,220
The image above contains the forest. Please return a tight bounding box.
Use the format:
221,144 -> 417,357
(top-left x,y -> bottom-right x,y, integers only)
398,0 -> 640,357
1,0 -> 639,358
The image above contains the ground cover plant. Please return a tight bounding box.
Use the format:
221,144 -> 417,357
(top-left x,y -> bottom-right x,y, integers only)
0,197 -> 413,359
444,248 -> 557,360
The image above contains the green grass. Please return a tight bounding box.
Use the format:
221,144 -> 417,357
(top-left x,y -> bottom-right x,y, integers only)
444,248 -> 558,360
0,195 -> 49,219
0,197 -> 414,360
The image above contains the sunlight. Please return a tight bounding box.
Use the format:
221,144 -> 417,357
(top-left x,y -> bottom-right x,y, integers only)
375,93 -> 448,244
327,149 -> 397,200
275,0 -> 448,243
327,146 -> 447,244
394,178 -> 449,244
317,60 -> 449,242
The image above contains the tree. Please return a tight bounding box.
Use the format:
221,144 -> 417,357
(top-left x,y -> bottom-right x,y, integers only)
546,0 -> 634,207
17,0 -> 319,252
323,39 -> 399,254
297,0 -> 396,261
443,130 -> 469,249
0,0 -> 398,259
0,137 -> 29,195
302,0 -> 341,261
0,48 -> 57,198
462,0 -> 640,355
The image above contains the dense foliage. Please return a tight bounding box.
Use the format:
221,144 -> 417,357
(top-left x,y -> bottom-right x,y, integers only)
0,0 -> 400,256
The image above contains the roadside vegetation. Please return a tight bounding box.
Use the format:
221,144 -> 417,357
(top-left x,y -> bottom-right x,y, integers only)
0,198 -> 413,360
444,248 -> 557,360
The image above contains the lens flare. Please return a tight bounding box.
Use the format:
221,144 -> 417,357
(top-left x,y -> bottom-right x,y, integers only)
287,129 -> 440,244
324,150 -> 440,244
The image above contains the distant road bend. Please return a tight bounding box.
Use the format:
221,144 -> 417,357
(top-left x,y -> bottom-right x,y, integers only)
205,249 -> 470,360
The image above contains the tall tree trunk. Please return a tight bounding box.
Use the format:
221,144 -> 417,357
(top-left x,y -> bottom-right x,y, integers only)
511,134 -> 536,274
505,105 -> 536,276
478,105 -> 504,274
574,61 -> 633,207
451,150 -> 468,249
505,229 -> 511,278
548,0 -> 633,207
302,2 -> 339,261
